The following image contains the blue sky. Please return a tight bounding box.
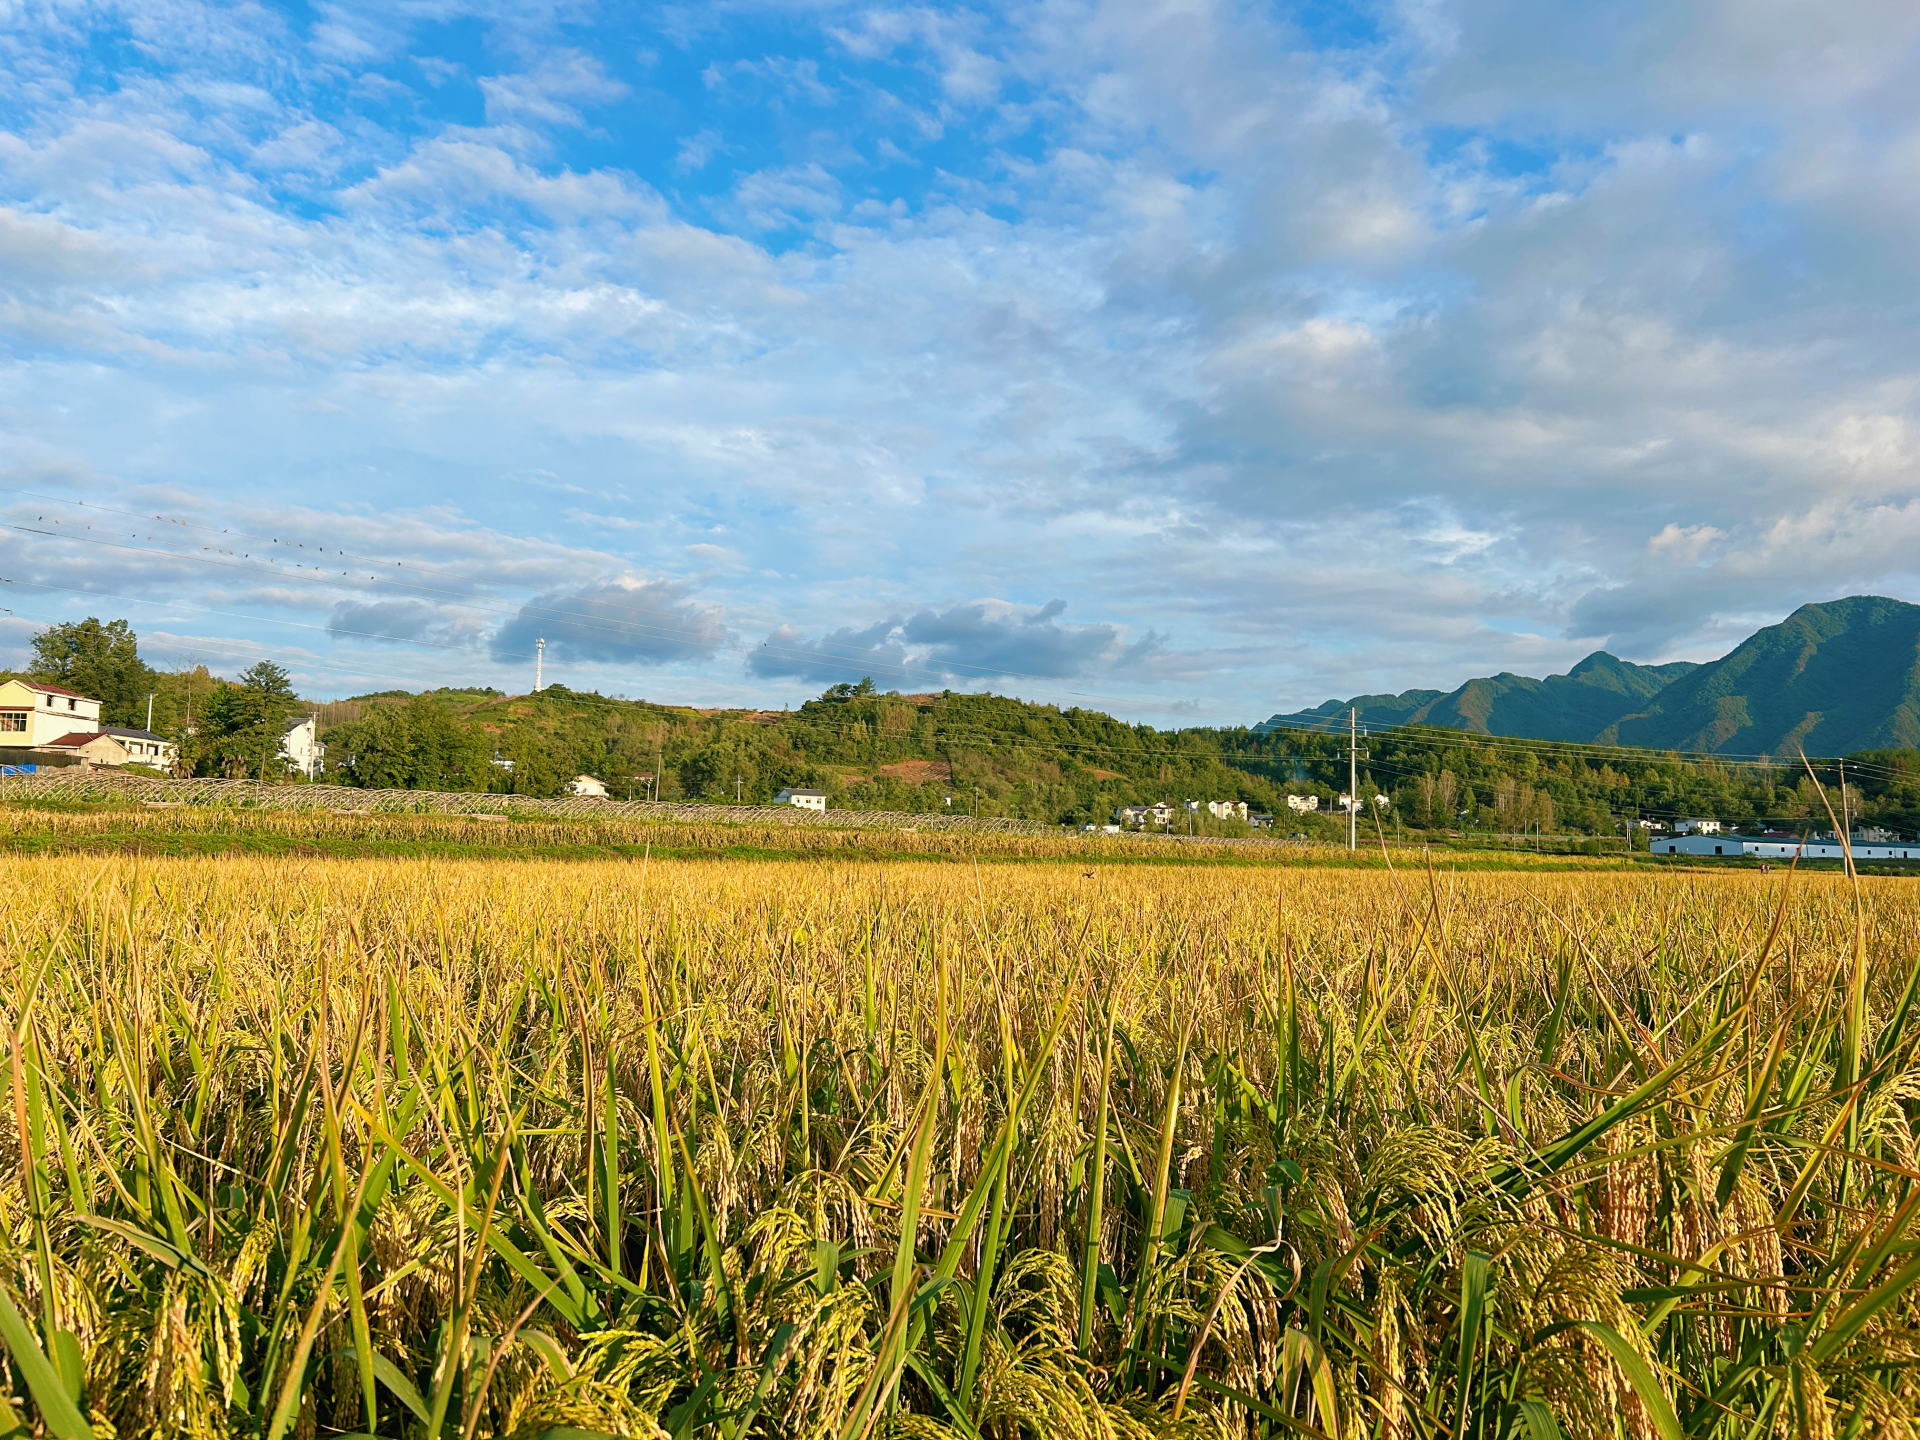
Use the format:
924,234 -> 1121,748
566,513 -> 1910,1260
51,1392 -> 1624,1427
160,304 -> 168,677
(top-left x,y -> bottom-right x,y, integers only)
2,0 -> 1918,721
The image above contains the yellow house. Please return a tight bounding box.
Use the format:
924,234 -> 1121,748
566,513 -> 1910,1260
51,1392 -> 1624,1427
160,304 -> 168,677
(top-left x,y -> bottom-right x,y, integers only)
0,679 -> 103,751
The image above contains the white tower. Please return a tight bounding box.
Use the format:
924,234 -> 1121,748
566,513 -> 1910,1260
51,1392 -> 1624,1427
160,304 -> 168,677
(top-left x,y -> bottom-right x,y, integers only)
535,637 -> 545,692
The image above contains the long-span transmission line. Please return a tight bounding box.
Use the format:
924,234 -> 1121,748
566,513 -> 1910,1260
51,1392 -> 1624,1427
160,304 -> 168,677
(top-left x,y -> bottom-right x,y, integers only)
8,559 -> 1894,807
0,589 -> 1208,767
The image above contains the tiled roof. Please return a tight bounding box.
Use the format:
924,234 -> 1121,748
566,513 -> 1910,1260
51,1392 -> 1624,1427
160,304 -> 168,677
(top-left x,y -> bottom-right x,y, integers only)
103,727 -> 170,742
39,731 -> 114,748
12,681 -> 92,700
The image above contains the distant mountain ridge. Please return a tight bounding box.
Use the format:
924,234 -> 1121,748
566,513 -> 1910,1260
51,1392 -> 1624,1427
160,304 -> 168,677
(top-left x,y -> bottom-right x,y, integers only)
1258,652 -> 1697,742
1612,596 -> 1920,756
1257,596 -> 1920,757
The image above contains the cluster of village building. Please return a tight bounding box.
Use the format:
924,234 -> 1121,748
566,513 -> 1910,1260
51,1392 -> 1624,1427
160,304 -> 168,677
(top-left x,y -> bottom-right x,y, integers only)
0,679 -> 324,777
1652,817 -> 1917,862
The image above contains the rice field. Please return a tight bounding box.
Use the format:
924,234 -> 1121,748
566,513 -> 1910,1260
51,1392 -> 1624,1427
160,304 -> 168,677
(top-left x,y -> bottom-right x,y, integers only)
0,801 -> 1267,864
1,853 -> 1917,1438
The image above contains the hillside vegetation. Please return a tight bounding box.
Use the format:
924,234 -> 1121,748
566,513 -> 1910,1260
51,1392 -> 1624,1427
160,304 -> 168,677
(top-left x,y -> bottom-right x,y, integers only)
1262,595 -> 1920,758
1265,651 -> 1696,743
311,681 -> 1920,838
1614,595 -> 1920,755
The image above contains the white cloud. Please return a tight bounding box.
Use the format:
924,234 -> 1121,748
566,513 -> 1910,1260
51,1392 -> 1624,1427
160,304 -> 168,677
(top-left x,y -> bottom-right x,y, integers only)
0,0 -> 1915,717
478,52 -> 628,130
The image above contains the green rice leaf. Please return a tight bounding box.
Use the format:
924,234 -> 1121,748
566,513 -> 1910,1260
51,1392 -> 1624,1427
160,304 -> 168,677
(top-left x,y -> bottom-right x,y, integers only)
0,1287 -> 93,1440
1576,1321 -> 1682,1440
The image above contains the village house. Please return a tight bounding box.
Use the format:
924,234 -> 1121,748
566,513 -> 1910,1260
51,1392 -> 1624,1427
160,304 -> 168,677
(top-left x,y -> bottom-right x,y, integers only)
281,715 -> 326,778
1284,794 -> 1320,814
567,774 -> 609,798
1180,798 -> 1248,821
34,731 -> 132,767
774,787 -> 828,812
0,680 -> 179,771
0,679 -> 103,750
1116,800 -> 1177,827
103,726 -> 178,769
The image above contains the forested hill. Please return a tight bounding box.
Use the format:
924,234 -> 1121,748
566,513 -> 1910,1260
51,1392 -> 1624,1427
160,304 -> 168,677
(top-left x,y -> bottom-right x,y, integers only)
1612,596 -> 1920,756
1259,594 -> 1920,757
313,678 -> 1920,838
1258,651 -> 1697,742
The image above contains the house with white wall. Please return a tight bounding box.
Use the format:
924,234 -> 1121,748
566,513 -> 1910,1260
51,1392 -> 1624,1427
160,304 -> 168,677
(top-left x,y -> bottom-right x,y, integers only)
774,788 -> 827,811
280,715 -> 326,778
103,727 -> 178,770
0,680 -> 103,752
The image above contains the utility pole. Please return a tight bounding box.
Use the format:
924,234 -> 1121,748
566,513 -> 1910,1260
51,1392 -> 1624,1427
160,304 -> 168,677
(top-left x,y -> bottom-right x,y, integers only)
1348,706 -> 1358,853
735,775 -> 743,803
146,693 -> 156,732
534,638 -> 545,693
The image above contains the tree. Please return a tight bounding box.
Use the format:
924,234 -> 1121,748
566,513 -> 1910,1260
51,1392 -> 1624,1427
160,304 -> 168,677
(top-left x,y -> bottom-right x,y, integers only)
29,618 -> 155,726
331,704 -> 416,790
192,661 -> 302,779
505,737 -> 563,797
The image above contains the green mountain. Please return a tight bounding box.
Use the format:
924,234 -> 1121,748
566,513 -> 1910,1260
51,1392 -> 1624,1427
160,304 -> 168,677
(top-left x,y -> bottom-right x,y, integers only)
1257,595 -> 1920,759
1257,652 -> 1697,741
1612,596 -> 1920,756
1254,688 -> 1445,734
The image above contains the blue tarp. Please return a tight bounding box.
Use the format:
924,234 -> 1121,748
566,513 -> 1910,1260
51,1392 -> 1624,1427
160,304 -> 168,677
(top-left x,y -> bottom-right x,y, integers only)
0,764 -> 38,776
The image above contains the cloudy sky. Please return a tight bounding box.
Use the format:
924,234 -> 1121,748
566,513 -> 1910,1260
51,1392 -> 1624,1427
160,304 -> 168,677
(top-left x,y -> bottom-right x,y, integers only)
1,0 -> 1917,722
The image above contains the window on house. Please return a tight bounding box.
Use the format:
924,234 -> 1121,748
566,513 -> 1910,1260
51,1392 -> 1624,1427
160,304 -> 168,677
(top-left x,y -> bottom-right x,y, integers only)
67,697 -> 75,710
0,712 -> 25,732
